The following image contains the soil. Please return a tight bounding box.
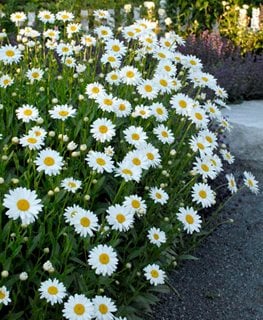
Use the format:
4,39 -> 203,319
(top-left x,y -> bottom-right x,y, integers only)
147,160 -> 263,320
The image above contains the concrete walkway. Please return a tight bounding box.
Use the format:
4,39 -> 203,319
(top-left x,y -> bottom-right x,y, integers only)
148,101 -> 263,320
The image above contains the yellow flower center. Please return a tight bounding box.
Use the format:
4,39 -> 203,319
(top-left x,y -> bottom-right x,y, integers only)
202,77 -> 208,82
164,65 -> 171,72
201,164 -> 209,172
101,30 -> 108,36
80,217 -> 90,227
164,41 -> 171,47
150,269 -> 159,278
132,158 -> 141,166
159,79 -> 168,87
62,47 -> 69,52
99,125 -> 108,134
103,99 -> 113,106
92,87 -> 100,94
111,74 -> 118,80
156,107 -> 164,115
24,109 -> 33,116
119,104 -> 126,111
195,112 -> 203,120
6,50 -> 15,57
70,26 -> 77,32
122,169 -> 132,175
209,107 -> 215,113
17,199 -> 30,211
68,182 -> 77,188
158,52 -> 166,59
161,131 -> 168,138
190,59 -> 197,65
74,303 -> 85,315
116,213 -> 126,223
131,133 -> 140,141
112,45 -> 120,52
59,110 -> 69,117
179,100 -> 187,108
147,152 -> 154,160
47,286 -> 58,295
131,200 -> 140,209
61,14 -> 69,20
197,142 -> 205,150
126,71 -> 135,78
99,253 -> 110,264
144,85 -> 153,92
153,233 -> 159,240
0,291 -> 6,299
44,156 -> 55,166
108,56 -> 116,63
199,190 -> 207,199
185,214 -> 194,224
31,72 -> 40,79
27,137 -> 37,144
99,303 -> 108,315
155,192 -> 162,199
205,136 -> 212,143
44,14 -> 51,19
96,158 -> 106,166
127,31 -> 134,37
3,79 -> 10,85
248,179 -> 254,187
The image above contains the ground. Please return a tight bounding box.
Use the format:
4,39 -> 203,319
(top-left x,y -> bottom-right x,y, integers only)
148,160 -> 263,320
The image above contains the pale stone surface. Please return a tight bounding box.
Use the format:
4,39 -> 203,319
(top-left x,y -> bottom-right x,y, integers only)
222,101 -> 263,167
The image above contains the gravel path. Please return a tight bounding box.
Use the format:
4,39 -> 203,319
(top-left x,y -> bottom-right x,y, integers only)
148,161 -> 263,320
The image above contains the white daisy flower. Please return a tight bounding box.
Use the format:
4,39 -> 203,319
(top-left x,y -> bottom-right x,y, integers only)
123,126 -> 148,147
139,143 -> 161,168
192,156 -> 217,180
0,74 -> 14,88
133,105 -> 151,119
26,68 -> 44,82
93,9 -> 111,21
105,39 -> 127,56
183,54 -> 202,69
189,135 -> 212,157
204,102 -> 221,120
113,99 -> 132,118
81,34 -> 96,47
106,204 -> 134,232
85,82 -> 105,99
20,134 -> 45,150
177,206 -> 202,234
10,11 -> 27,24
90,118 -> 116,143
170,93 -> 194,116
120,66 -> 142,86
149,187 -> 169,205
63,294 -> 94,320
225,173 -> 238,194
214,85 -> 228,99
156,60 -> 177,76
64,56 -> 76,68
0,286 -> 11,305
153,124 -> 175,144
28,126 -> 47,139
66,23 -> 81,35
35,148 -> 63,176
199,130 -> 218,151
92,295 -> 117,320
220,149 -> 235,164
88,244 -> 118,276
43,29 -> 60,40
64,204 -> 85,226
191,182 -> 216,208
143,264 -> 166,286
123,150 -> 150,170
56,43 -> 73,57
16,104 -> 39,123
72,209 -> 99,237
49,104 -> 76,121
153,74 -> 174,94
243,171 -> 259,194
106,70 -> 121,85
115,161 -> 142,183
3,187 -> 43,225
39,278 -> 67,305
101,53 -> 122,69
61,177 -> 82,193
86,151 -> 114,174
38,10 -> 55,23
95,26 -> 113,39
209,154 -> 223,174
56,10 -> 74,22
147,227 -> 167,247
189,106 -> 209,128
123,195 -> 147,215
96,93 -> 116,113
137,80 -> 158,100
150,102 -> 169,122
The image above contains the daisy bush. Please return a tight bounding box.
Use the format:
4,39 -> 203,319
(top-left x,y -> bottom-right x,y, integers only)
0,9 -> 260,320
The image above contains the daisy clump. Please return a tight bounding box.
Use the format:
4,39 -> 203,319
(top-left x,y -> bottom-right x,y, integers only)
0,9 -> 259,320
